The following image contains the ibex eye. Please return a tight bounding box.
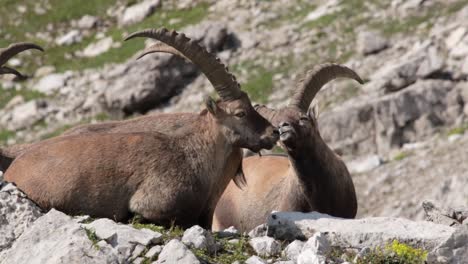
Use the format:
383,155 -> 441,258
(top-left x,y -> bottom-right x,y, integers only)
235,112 -> 246,118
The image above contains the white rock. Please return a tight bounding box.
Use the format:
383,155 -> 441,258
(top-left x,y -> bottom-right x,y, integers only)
302,233 -> 331,255
119,0 -> 161,26
249,224 -> 268,238
55,30 -> 82,46
217,226 -> 240,238
145,245 -> 162,258
83,218 -> 162,260
0,209 -> 120,264
35,73 -> 68,94
249,236 -> 282,257
81,37 -> 114,57
451,36 -> 468,59
34,66 -> 56,78
0,183 -> 43,252
267,211 -> 455,250
2,100 -> 47,131
245,255 -> 267,264
445,27 -> 467,50
7,58 -> 21,67
304,0 -> 339,22
357,31 -> 388,55
428,226 -> 468,263
297,250 -> 326,264
77,15 -> 99,29
155,239 -> 200,264
448,134 -> 463,142
182,225 -> 216,253
283,240 -> 305,261
347,155 -> 381,174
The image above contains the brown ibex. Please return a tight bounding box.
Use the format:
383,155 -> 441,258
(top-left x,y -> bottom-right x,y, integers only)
0,42 -> 43,78
212,63 -> 363,232
5,28 -> 279,228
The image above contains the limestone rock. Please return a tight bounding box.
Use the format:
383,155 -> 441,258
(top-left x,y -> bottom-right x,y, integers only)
155,239 -> 200,264
182,225 -> 216,253
0,209 -> 120,264
0,183 -> 43,252
249,236 -> 282,257
266,211 -> 454,250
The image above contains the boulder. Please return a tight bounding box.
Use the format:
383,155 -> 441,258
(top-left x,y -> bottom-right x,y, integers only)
266,211 -> 455,250
0,183 -> 43,252
283,240 -> 305,262
0,99 -> 48,131
80,37 -> 114,58
245,255 -> 267,264
428,226 -> 468,264
0,209 -> 120,264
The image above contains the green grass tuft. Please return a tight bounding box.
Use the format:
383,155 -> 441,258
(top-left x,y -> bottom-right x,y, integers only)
0,130 -> 15,144
356,240 -> 427,264
393,151 -> 410,161
84,228 -> 100,250
0,86 -> 46,109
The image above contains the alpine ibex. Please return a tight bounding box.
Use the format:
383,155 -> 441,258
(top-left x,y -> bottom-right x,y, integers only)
5,28 -> 279,228
212,63 -> 363,232
0,42 -> 43,78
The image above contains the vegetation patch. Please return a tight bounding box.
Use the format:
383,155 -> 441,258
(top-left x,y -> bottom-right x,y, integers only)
84,228 -> 100,250
0,1 -> 210,73
393,151 -> 411,161
193,235 -> 257,264
0,130 -> 15,144
447,125 -> 467,136
356,240 -> 427,264
0,86 -> 46,109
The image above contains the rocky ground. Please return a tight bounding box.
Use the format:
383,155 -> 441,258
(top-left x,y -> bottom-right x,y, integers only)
1,0 -> 468,263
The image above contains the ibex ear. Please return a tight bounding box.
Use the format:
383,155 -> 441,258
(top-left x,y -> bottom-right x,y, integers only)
204,96 -> 219,116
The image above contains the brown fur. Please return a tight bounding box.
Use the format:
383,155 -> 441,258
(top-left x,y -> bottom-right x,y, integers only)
5,95 -> 278,229
213,106 -> 357,232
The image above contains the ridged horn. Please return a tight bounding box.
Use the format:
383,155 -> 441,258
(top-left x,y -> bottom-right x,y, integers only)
254,104 -> 277,124
136,42 -> 190,61
125,28 -> 242,101
289,63 -> 364,111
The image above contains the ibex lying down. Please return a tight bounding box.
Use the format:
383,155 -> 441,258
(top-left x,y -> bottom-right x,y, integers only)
5,28 -> 279,228
212,64 -> 363,231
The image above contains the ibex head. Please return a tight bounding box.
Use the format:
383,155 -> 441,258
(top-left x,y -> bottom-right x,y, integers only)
125,28 -> 279,152
255,63 -> 363,154
0,42 -> 44,78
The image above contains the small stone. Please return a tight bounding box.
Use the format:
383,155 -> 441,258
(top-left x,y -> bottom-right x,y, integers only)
145,245 -> 162,258
35,72 -> 69,94
56,30 -> 82,46
249,236 -> 282,257
131,244 -> 146,260
448,134 -> 462,143
77,15 -> 99,29
155,239 -> 200,264
302,233 -> 331,255
217,226 -> 240,238
245,255 -> 267,264
357,31 -> 389,55
297,249 -> 326,264
81,37 -> 114,57
182,225 -> 216,253
249,224 -> 268,238
283,240 -> 305,261
119,0 -> 161,26
347,155 -> 382,174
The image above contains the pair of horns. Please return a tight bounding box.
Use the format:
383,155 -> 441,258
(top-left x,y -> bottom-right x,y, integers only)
0,43 -> 44,79
125,28 -> 243,101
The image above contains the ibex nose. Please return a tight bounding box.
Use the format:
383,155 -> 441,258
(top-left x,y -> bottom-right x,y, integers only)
273,128 -> 280,135
279,122 -> 290,128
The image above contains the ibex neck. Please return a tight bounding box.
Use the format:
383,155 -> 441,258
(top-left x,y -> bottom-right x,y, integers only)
287,133 -> 356,216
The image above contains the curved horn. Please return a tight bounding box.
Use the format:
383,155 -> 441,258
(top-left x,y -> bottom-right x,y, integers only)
0,42 -> 44,66
125,28 -> 242,101
289,63 -> 364,111
254,104 -> 277,124
136,42 -> 190,61
0,66 -> 26,79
